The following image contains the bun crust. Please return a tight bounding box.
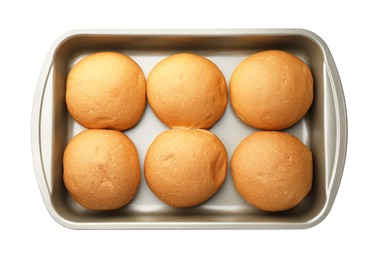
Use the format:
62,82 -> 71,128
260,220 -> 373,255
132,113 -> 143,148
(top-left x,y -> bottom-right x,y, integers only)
147,53 -> 228,129
230,50 -> 313,130
63,129 -> 141,210
231,131 -> 312,212
66,52 -> 146,130
144,128 -> 228,208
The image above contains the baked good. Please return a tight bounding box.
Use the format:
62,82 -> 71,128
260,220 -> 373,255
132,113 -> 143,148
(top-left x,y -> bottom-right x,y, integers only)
147,53 -> 228,129
63,129 -> 141,210
144,128 -> 227,208
231,131 -> 312,212
230,50 -> 313,130
66,52 -> 146,130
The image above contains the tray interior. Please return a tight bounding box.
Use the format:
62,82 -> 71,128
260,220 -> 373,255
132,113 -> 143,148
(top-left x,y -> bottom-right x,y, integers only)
44,33 -> 329,226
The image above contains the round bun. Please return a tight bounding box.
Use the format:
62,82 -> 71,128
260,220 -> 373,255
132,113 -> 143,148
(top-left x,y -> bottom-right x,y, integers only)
147,53 -> 228,129
230,50 -> 313,130
144,128 -> 227,208
66,52 -> 146,130
63,129 -> 141,210
231,131 -> 312,212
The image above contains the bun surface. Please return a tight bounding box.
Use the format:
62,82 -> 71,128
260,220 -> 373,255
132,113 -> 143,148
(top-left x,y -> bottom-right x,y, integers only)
231,131 -> 312,212
147,53 -> 227,129
144,128 -> 227,208
63,129 -> 141,210
66,52 -> 146,130
230,50 -> 313,130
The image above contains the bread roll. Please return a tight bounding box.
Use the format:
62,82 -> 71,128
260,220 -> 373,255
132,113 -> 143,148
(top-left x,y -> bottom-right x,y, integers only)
147,53 -> 228,129
144,128 -> 227,208
66,52 -> 146,130
63,129 -> 141,210
230,50 -> 313,130
231,131 -> 312,212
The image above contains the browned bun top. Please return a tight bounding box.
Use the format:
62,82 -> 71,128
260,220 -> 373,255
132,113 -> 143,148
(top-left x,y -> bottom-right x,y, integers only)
231,131 -> 312,212
66,52 -> 146,130
63,129 -> 141,210
147,53 -> 228,129
230,50 -> 313,130
144,128 -> 228,208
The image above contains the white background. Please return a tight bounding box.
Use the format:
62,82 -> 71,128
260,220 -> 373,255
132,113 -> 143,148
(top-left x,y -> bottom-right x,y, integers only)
1,0 -> 379,259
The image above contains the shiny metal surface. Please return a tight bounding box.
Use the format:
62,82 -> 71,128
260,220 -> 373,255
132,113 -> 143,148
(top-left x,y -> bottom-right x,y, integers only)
31,29 -> 347,229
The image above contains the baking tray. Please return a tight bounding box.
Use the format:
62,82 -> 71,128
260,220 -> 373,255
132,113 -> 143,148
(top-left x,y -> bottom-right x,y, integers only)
31,29 -> 347,229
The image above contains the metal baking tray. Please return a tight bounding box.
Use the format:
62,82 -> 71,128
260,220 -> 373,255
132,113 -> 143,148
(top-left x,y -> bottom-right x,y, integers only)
31,29 -> 347,229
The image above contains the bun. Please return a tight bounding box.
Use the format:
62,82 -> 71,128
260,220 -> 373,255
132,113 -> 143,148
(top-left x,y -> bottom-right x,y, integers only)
63,129 -> 141,210
147,53 -> 227,129
144,128 -> 227,208
231,131 -> 312,212
230,50 -> 313,130
66,52 -> 146,130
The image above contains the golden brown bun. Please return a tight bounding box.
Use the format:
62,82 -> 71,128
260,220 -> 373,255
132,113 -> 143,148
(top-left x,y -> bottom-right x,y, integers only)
66,52 -> 146,130
63,129 -> 141,210
230,50 -> 313,130
231,131 -> 312,212
144,128 -> 227,208
147,53 -> 228,129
